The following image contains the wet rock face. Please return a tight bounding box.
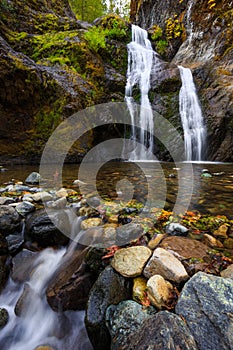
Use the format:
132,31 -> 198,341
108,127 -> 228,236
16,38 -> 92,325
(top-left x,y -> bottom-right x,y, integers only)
0,205 -> 21,235
176,272 -> 233,350
131,0 -> 233,162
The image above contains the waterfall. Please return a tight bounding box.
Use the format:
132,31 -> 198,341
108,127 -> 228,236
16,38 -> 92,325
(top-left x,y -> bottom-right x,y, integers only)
125,24 -> 156,160
178,66 -> 206,161
0,247 -> 93,350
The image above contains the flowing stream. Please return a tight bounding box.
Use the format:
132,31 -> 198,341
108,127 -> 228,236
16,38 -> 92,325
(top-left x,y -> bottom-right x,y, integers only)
125,24 -> 156,160
0,246 -> 93,350
178,65 -> 207,161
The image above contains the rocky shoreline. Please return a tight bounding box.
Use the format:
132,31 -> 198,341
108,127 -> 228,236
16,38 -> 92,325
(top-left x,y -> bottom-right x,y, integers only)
0,171 -> 233,349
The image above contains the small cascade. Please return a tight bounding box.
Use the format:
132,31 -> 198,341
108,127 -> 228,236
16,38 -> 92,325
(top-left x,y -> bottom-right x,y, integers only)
0,247 -> 92,350
178,65 -> 206,161
125,24 -> 157,160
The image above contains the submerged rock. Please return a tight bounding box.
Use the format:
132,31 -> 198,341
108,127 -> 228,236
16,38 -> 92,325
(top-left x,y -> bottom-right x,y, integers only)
120,311 -> 198,350
176,272 -> 233,350
111,246 -> 152,278
85,265 -> 131,350
106,300 -> 156,350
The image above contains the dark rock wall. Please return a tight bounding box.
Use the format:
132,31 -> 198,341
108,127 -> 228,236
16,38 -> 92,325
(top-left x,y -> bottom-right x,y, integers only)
131,0 -> 233,161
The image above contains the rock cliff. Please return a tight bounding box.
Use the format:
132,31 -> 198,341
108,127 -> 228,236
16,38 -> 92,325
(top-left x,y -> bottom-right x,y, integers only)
0,0 -> 129,162
131,0 -> 233,161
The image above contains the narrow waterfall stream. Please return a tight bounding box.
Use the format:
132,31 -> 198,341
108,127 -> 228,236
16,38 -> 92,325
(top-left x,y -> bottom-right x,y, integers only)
178,66 -> 207,161
125,24 -> 156,160
0,246 -> 92,350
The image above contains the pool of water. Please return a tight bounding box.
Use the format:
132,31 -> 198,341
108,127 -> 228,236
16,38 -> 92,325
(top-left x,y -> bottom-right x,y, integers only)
1,161 -> 233,217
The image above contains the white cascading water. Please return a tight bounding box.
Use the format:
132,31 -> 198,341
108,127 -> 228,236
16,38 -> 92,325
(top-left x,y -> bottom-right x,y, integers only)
125,24 -> 156,160
178,65 -> 206,161
0,247 -> 93,350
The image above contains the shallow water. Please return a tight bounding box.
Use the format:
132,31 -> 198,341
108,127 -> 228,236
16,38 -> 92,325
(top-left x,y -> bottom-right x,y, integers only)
1,161 -> 233,216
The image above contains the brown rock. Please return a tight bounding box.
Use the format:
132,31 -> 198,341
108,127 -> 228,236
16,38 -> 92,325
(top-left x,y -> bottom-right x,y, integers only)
147,275 -> 175,309
159,236 -> 209,259
46,248 -> 96,311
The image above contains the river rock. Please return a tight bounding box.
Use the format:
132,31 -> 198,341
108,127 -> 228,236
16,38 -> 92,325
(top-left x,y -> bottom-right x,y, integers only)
25,172 -> 41,184
25,209 -> 70,247
202,233 -> 224,248
159,236 -> 209,259
0,205 -> 21,235
0,308 -> 9,328
120,311 -> 198,350
85,265 -> 131,350
106,300 -> 156,350
55,188 -> 68,198
15,201 -> 35,217
15,283 -> 36,316
223,238 -> 233,249
213,224 -> 229,238
6,233 -> 24,254
148,233 -> 165,249
111,246 -> 152,278
143,247 -> 189,283
175,272 -> 233,350
80,218 -> 103,230
0,234 -> 8,255
46,248 -> 95,311
46,197 -> 67,210
11,249 -> 38,282
132,276 -> 148,304
116,223 -> 143,246
147,274 -> 175,309
0,197 -> 15,205
31,192 -> 54,202
0,256 -> 9,292
220,264 -> 233,279
165,222 -> 189,236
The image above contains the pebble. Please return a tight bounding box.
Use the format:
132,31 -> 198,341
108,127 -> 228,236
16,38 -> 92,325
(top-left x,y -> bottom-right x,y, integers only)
148,233 -> 165,249
202,234 -> 224,248
31,192 -> 54,202
111,246 -> 152,278
165,223 -> 189,236
213,224 -> 229,238
143,247 -> 189,283
80,218 -> 103,230
132,276 -> 148,304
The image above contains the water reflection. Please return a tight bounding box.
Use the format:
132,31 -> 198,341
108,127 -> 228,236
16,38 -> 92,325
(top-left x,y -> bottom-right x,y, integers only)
1,162 -> 233,217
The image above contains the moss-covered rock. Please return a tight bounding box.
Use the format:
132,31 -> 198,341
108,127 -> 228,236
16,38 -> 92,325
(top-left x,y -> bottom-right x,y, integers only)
0,1 -> 129,162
